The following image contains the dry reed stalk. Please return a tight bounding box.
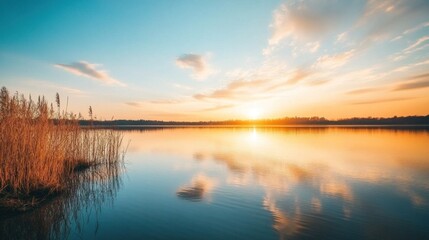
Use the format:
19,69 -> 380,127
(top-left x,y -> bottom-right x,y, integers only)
0,87 -> 124,210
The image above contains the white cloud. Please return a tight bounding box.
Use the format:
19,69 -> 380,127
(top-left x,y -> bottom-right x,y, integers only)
403,21 -> 429,35
26,79 -> 88,96
358,0 -> 429,43
55,61 -> 126,87
176,54 -> 213,80
336,32 -> 348,43
390,36 -> 429,61
403,36 -> 429,53
391,36 -> 402,42
267,1 -> 357,47
173,83 -> 193,90
315,49 -> 356,69
193,62 -> 314,102
307,41 -> 320,53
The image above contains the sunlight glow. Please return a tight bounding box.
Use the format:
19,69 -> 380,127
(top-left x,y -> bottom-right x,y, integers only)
247,108 -> 262,120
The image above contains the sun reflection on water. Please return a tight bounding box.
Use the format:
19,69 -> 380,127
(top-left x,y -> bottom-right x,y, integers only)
124,127 -> 429,238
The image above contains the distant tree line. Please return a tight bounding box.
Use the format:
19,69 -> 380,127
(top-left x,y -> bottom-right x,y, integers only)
79,115 -> 429,126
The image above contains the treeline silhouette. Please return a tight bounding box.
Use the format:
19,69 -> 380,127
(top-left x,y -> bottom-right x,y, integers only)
79,115 -> 429,126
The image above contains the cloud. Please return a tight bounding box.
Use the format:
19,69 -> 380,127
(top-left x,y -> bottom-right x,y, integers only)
403,21 -> 429,35
193,78 -> 276,101
391,21 -> 429,42
307,41 -> 320,53
55,61 -> 126,87
286,70 -> 311,85
314,49 -> 356,69
198,104 -> 235,112
362,0 -> 429,22
391,72 -> 429,91
25,79 -> 87,96
125,102 -> 141,107
350,97 -> 415,105
176,54 -> 213,80
58,86 -> 87,95
358,0 -> 429,45
193,78 -> 271,101
306,79 -> 330,86
192,63 -> 318,103
126,99 -> 184,107
264,69 -> 311,92
268,0 -> 359,46
336,32 -> 348,43
347,72 -> 429,98
390,36 -> 429,62
173,83 -> 193,90
346,87 -> 381,95
391,59 -> 429,72
403,36 -> 429,53
149,99 -> 183,104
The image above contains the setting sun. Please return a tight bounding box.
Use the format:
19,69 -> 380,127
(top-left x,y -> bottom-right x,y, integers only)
246,108 -> 262,120
1,1 -> 429,239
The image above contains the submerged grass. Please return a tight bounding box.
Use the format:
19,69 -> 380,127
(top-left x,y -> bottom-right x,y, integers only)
0,87 -> 124,211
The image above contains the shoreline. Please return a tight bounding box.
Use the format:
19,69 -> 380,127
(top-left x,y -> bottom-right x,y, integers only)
83,124 -> 429,130
0,164 -> 93,217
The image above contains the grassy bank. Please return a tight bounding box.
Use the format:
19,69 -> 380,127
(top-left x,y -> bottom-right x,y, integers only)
0,87 -> 124,212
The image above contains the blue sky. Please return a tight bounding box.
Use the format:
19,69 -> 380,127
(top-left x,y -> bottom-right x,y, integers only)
1,0 -> 429,120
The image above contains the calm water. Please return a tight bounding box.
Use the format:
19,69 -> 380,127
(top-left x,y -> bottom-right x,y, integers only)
1,127 -> 429,239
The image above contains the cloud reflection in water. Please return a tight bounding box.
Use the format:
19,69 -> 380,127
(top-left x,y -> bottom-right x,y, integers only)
176,174 -> 216,202
124,127 -> 429,238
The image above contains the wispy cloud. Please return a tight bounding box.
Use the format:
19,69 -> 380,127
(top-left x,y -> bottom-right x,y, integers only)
267,0 -> 358,49
193,78 -> 271,101
350,97 -> 415,105
389,35 -> 429,63
126,98 -> 185,107
392,73 -> 429,91
55,61 -> 126,87
392,59 -> 429,72
193,66 -> 315,103
358,0 -> 429,46
183,49 -> 351,106
391,21 -> 429,42
403,21 -> 429,35
176,54 -> 213,80
346,87 -> 381,95
173,83 -> 193,90
125,101 -> 141,107
314,50 -> 356,69
403,36 -> 429,53
393,81 -> 429,91
149,99 -> 183,104
307,41 -> 320,53
306,79 -> 330,86
198,104 -> 235,112
26,79 -> 87,96
336,32 -> 348,43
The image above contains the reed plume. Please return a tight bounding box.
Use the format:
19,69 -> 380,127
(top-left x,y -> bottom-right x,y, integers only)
0,87 -> 124,210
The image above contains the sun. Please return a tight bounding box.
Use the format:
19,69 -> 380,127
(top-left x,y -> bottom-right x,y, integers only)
246,108 -> 261,120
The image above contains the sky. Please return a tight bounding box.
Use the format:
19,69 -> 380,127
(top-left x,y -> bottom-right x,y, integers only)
1,0 -> 429,121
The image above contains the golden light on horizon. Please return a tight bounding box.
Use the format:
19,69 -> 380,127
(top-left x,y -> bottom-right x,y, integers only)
246,107 -> 263,120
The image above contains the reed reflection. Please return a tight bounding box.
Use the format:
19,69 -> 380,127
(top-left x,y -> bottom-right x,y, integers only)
0,162 -> 123,240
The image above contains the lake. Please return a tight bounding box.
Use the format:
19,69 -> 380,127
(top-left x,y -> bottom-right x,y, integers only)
1,126 -> 429,239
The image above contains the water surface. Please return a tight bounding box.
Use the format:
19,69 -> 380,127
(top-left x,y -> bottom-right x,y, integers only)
2,127 -> 429,239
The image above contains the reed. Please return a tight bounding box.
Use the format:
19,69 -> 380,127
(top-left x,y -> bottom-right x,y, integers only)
0,87 -> 124,210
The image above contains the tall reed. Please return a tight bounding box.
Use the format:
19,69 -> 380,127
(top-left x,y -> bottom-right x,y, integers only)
0,87 -> 124,207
